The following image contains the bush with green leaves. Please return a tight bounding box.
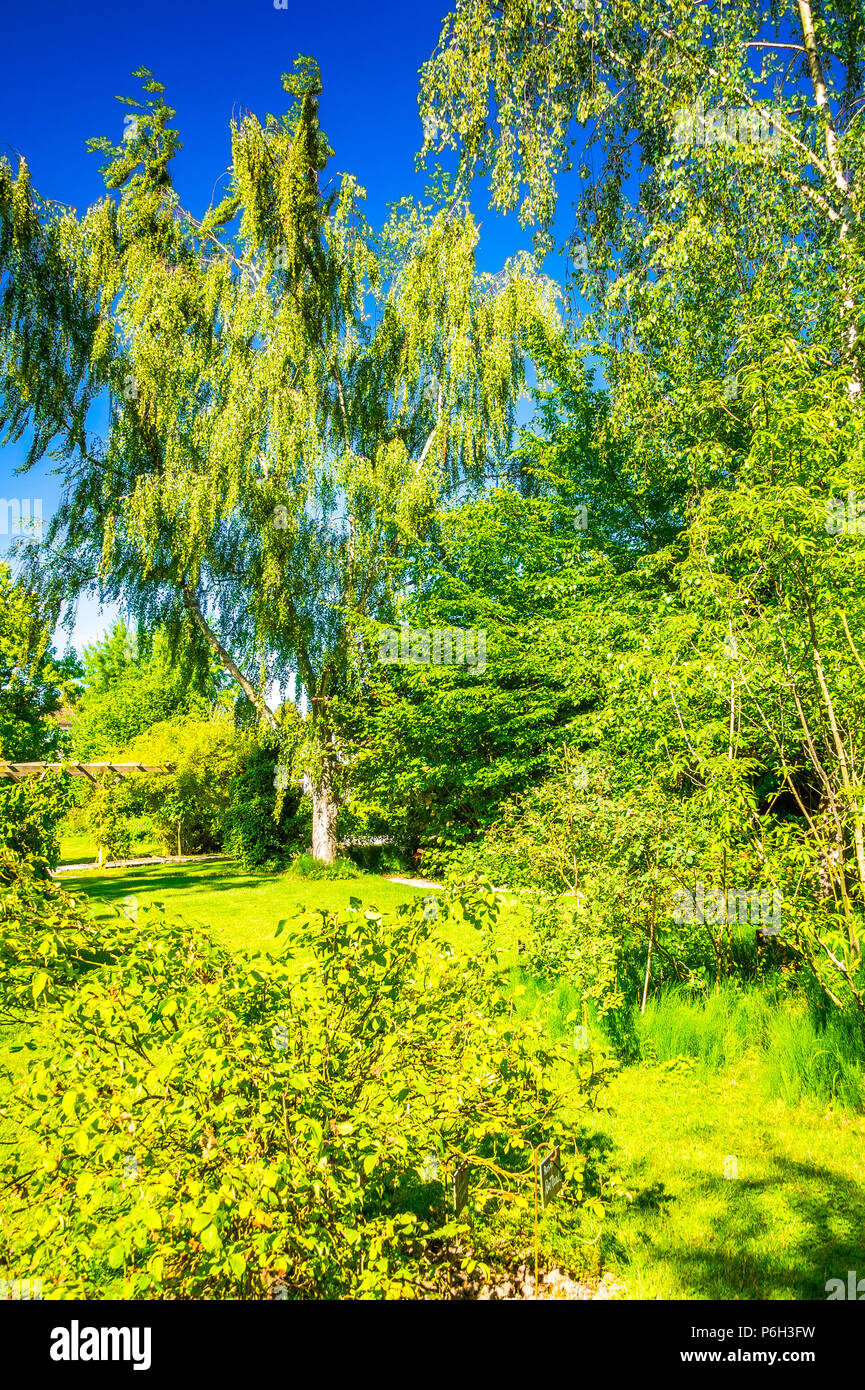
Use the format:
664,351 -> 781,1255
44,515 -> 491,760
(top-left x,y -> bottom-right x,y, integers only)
350,845 -> 412,875
287,851 -> 360,881
447,747 -> 865,1042
0,773 -> 71,875
223,739 -> 305,870
526,891 -> 627,1021
70,624 -> 221,761
340,836 -> 412,876
0,857 -> 615,1298
85,775 -> 135,864
446,757 -> 708,1011
0,849 -> 143,1016
127,713 -> 245,857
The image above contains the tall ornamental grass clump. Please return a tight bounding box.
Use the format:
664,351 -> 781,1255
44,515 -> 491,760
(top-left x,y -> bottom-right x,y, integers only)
630,982 -> 865,1112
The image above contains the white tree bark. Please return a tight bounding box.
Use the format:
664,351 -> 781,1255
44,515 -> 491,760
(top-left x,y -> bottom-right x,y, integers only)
797,0 -> 861,400
311,756 -> 338,864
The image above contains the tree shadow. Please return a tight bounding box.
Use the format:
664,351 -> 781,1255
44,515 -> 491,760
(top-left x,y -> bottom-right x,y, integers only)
666,1155 -> 865,1299
593,1128 -> 865,1299
64,865 -> 273,902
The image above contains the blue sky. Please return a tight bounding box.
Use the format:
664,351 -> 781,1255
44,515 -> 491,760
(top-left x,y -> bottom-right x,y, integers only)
0,0 -> 571,658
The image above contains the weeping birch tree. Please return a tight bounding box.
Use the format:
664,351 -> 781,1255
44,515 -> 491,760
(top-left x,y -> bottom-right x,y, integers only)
0,57 -> 557,860
419,0 -> 863,395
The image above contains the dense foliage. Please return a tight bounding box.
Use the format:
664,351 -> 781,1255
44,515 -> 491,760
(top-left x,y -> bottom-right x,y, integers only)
0,853 -> 614,1297
71,624 -> 220,759
0,563 -> 80,869
1,0 -> 865,1300
0,57 -> 559,861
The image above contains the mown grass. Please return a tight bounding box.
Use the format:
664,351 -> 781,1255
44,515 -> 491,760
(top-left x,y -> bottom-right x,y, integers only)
58,859 -> 428,956
581,1057 -> 865,1299
59,860 -> 531,967
58,827 -> 162,866
500,969 -> 865,1296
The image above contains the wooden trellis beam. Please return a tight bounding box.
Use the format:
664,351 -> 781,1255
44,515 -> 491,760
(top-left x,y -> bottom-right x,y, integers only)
0,762 -> 171,783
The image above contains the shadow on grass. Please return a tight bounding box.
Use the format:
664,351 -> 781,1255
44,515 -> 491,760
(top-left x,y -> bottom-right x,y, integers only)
594,1136 -> 865,1299
63,865 -> 273,901
63,863 -> 403,902
61,865 -> 409,943
667,1154 -> 865,1299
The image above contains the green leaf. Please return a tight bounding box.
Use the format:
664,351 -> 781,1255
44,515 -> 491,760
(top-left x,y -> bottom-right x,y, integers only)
200,1223 -> 222,1253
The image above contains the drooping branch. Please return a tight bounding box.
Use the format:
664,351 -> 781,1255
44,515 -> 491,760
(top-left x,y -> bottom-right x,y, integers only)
181,582 -> 278,731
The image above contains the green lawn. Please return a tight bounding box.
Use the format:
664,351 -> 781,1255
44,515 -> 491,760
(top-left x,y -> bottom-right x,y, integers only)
581,1057 -> 865,1299
60,858 -> 531,961
58,828 -> 162,867
60,858 -> 433,955
57,831 -> 104,866
16,860 -> 865,1299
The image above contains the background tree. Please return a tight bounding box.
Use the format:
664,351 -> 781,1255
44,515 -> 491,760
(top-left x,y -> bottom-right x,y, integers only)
71,622 -> 222,759
351,483 -> 603,865
0,563 -> 81,869
0,563 -> 81,763
419,0 -> 863,383
415,0 -> 865,1017
125,712 -> 242,858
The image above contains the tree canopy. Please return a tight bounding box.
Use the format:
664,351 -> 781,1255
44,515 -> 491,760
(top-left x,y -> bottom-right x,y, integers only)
0,55 -> 559,858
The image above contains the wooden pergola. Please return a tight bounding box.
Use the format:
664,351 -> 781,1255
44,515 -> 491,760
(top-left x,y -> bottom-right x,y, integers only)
1,761 -> 174,868
0,761 -> 171,784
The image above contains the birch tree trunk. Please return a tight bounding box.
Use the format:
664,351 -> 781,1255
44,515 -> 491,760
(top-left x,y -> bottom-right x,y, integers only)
311,753 -> 338,865
797,0 -> 861,400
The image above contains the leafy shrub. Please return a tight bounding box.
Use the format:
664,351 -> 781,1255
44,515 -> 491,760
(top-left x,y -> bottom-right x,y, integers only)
0,858 -> 615,1297
85,776 -> 135,864
0,772 -> 71,875
128,714 -> 243,856
0,849 -> 146,1019
344,843 -> 411,875
526,890 -> 627,1019
223,741 -> 305,869
288,852 -> 360,880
